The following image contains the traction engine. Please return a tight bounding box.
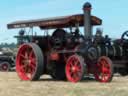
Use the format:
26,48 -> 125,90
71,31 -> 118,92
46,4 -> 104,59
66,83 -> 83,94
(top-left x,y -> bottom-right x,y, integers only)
7,2 -> 128,83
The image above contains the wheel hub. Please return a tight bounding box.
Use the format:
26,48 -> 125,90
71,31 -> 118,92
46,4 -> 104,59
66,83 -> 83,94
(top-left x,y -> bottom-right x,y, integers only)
72,66 -> 77,72
94,56 -> 113,82
66,55 -> 85,83
23,60 -> 31,65
72,66 -> 80,73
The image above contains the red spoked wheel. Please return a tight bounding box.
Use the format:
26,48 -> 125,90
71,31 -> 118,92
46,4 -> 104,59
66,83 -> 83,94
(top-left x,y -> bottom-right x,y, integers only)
94,56 -> 113,82
0,62 -> 10,71
66,55 -> 85,83
16,43 -> 44,81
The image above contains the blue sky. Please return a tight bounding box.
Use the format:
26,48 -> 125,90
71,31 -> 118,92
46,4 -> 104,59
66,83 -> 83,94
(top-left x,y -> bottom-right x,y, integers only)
0,0 -> 128,43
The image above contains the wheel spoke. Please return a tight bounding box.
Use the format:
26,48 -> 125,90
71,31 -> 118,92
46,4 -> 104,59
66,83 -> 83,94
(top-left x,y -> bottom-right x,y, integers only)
70,60 -> 75,66
20,54 -> 26,59
77,64 -> 81,71
101,73 -> 106,81
103,67 -> 110,74
31,58 -> 36,64
77,69 -> 82,75
66,55 -> 84,83
29,50 -> 34,58
21,66 -> 27,73
74,60 -> 79,66
94,56 -> 113,82
30,63 -> 36,69
29,67 -> 34,74
102,73 -> 109,81
20,63 -> 26,71
72,72 -> 78,80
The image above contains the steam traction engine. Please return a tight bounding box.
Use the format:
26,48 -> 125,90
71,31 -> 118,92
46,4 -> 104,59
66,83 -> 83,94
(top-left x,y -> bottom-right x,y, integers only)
7,2 -> 128,83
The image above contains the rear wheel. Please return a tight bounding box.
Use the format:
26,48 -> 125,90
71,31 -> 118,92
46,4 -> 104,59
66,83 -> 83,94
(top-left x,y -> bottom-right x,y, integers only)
94,56 -> 113,82
16,43 -> 44,81
0,62 -> 10,71
66,55 -> 85,83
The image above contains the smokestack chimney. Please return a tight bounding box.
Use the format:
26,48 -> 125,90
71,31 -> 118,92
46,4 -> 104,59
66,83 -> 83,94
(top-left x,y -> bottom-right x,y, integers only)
83,2 -> 92,40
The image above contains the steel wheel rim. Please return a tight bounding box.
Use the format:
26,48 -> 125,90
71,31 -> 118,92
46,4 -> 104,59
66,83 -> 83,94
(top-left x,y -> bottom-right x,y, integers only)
95,57 -> 112,82
66,55 -> 83,83
16,44 -> 37,80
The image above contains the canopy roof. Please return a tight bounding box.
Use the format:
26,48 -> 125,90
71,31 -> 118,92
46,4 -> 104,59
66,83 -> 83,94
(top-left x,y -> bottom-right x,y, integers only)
7,14 -> 102,29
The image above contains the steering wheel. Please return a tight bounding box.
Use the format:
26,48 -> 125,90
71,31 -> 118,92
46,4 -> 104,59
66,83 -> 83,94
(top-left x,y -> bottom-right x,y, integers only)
121,31 -> 128,40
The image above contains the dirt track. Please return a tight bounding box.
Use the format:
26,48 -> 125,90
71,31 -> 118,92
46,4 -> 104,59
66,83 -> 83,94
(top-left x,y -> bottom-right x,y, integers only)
0,72 -> 128,96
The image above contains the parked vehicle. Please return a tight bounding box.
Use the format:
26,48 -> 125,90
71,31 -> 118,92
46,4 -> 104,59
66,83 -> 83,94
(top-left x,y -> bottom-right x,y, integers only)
7,2 -> 128,83
0,51 -> 15,71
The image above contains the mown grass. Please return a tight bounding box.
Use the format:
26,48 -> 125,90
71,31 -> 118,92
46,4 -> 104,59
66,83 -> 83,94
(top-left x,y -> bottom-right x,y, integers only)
0,72 -> 128,96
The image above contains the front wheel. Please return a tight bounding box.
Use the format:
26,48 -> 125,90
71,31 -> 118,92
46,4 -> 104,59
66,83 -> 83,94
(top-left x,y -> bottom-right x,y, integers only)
16,43 -> 44,81
94,56 -> 113,82
65,55 -> 85,83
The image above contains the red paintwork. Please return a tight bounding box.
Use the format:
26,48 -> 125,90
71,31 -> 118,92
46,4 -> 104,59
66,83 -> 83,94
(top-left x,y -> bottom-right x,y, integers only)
16,44 -> 36,80
50,52 -> 59,61
66,55 -> 83,83
94,56 -> 112,82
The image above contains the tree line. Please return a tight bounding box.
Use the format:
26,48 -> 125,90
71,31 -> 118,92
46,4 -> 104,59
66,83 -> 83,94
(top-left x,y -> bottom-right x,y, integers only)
0,43 -> 17,49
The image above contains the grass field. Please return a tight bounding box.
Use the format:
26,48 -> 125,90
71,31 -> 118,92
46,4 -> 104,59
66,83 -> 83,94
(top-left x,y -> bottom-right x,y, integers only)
0,72 -> 128,96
